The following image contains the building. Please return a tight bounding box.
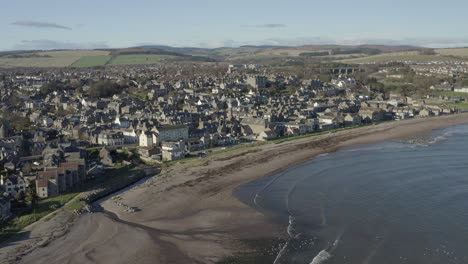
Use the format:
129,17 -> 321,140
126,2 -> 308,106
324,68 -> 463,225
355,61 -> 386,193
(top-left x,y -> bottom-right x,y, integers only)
153,125 -> 189,145
36,162 -> 84,198
1,175 -> 29,197
161,141 -> 185,161
97,132 -> 125,146
139,131 -> 154,147
256,130 -> 277,141
246,75 -> 267,89
454,87 -> 468,93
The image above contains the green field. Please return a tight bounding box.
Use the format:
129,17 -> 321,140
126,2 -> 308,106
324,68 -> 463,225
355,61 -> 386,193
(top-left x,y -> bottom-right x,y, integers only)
445,101 -> 468,108
108,54 -> 178,65
0,50 -> 110,68
71,55 -> 112,67
339,51 -> 468,64
0,192 -> 80,242
436,48 -> 468,57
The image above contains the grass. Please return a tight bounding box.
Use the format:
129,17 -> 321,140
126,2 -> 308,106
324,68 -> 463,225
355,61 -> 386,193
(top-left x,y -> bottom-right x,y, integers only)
0,50 -> 110,68
0,165 -> 144,243
339,51 -> 468,64
272,126 -> 360,144
436,48 -> 468,57
66,200 -> 85,211
382,82 -> 415,89
432,91 -> 468,98
0,191 -> 80,242
445,101 -> 468,108
71,55 -> 112,67
108,54 -> 177,65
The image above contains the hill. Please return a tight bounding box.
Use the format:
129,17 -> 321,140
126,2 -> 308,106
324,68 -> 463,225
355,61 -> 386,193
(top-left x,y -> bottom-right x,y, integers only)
0,45 -> 466,68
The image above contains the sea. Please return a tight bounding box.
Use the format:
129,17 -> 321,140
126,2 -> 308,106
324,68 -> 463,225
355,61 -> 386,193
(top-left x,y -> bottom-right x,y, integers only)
236,123 -> 468,264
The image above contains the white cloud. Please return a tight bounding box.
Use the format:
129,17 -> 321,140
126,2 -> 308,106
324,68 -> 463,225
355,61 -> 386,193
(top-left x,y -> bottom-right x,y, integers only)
13,40 -> 109,50
12,21 -> 72,30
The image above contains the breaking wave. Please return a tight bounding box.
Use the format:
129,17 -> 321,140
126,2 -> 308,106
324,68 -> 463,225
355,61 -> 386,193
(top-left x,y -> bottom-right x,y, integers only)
310,250 -> 332,264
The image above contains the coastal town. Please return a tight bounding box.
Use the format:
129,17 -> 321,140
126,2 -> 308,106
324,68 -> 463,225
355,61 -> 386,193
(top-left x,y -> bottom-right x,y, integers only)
0,59 -> 467,219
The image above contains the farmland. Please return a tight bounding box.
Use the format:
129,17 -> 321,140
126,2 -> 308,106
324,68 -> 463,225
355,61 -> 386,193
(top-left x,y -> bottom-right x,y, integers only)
339,51 -> 468,64
107,54 -> 178,65
71,55 -> 112,67
0,50 -> 110,68
435,48 -> 468,57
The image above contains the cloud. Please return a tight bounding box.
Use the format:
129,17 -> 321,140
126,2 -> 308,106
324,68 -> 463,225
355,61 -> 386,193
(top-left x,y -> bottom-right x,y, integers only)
13,40 -> 109,50
242,24 -> 287,28
232,36 -> 468,48
12,21 -> 72,30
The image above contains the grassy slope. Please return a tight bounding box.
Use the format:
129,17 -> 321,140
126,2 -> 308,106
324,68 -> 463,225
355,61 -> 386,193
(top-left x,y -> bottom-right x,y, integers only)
71,55 -> 112,67
0,50 -> 110,68
0,192 -> 80,241
108,54 -> 177,65
339,51 -> 468,63
0,166 -> 143,243
436,48 -> 468,57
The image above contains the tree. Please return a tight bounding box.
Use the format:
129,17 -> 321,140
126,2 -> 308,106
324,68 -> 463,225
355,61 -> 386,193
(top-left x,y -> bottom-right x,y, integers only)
88,81 -> 125,98
40,81 -> 64,95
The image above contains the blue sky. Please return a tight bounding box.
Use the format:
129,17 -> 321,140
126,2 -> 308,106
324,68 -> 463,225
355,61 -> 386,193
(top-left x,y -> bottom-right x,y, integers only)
2,0 -> 468,51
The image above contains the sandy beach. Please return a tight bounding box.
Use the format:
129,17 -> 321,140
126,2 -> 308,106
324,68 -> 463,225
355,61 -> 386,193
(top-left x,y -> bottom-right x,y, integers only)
3,113 -> 468,264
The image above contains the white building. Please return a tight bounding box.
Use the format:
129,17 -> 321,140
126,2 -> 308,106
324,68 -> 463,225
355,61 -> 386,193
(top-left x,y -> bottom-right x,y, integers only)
97,132 -> 125,146
139,131 -> 154,147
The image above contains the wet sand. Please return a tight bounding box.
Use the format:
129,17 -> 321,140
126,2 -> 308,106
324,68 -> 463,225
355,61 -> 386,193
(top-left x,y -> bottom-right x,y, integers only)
5,113 -> 468,264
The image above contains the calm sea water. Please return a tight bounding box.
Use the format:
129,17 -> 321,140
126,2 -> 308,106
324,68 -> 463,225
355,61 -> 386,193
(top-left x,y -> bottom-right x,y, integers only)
236,123 -> 468,264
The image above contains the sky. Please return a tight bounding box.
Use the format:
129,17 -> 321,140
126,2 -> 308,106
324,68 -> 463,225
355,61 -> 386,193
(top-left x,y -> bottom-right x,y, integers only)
1,0 -> 468,51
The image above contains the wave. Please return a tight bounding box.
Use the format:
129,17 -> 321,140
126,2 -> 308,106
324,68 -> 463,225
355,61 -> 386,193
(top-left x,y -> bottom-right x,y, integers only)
273,241 -> 290,264
309,230 -> 344,264
310,250 -> 332,264
406,130 -> 454,147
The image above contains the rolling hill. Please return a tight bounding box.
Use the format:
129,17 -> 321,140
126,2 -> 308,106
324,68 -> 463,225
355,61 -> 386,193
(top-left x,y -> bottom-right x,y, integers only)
0,45 -> 466,68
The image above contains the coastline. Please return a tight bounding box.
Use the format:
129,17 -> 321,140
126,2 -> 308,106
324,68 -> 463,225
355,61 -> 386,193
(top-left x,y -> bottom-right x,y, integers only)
4,113 -> 468,264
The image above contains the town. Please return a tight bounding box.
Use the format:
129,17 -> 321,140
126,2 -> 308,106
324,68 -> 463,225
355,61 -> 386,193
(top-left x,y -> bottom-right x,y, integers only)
0,59 -> 467,223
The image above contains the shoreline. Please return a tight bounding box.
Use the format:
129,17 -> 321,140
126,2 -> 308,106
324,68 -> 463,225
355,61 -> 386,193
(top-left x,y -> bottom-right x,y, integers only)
4,113 -> 468,264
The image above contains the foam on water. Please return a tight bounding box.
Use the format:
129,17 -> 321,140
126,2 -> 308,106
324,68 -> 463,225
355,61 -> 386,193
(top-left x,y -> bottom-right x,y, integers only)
273,241 -> 290,264
243,123 -> 468,263
310,250 -> 332,264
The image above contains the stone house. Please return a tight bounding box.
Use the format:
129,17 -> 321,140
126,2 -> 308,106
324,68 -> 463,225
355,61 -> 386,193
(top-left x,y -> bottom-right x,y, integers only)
257,130 -> 277,141
97,131 -> 125,146
0,175 -> 29,197
344,114 -> 362,127
36,161 -> 84,198
161,141 -> 185,161
139,131 -> 154,147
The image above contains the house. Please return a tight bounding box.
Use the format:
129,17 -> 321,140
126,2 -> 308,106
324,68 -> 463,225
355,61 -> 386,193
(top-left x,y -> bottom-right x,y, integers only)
419,108 -> 433,117
454,87 -> 468,93
344,114 -> 362,127
257,130 -> 277,141
161,141 -> 185,161
359,107 -> 386,123
138,147 -> 161,160
139,131 -> 154,147
36,162 -> 84,198
99,147 -> 115,166
97,132 -> 125,146
1,175 -> 29,197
